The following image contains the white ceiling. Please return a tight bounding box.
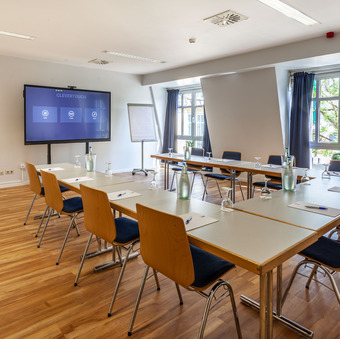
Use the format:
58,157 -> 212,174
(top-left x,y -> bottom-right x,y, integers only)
1,0 -> 340,75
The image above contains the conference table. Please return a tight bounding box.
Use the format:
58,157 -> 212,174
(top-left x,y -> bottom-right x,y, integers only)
34,162 -> 338,338
151,153 -> 305,201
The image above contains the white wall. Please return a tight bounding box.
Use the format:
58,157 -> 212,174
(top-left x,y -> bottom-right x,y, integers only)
201,68 -> 284,163
0,55 -> 166,187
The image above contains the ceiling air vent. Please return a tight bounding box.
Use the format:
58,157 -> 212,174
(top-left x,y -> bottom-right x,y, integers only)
88,59 -> 110,65
204,10 -> 248,27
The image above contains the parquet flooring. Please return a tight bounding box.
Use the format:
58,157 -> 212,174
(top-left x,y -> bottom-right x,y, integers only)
0,168 -> 339,338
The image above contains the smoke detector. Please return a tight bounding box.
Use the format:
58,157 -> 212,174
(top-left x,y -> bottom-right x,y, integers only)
88,59 -> 110,65
204,10 -> 248,27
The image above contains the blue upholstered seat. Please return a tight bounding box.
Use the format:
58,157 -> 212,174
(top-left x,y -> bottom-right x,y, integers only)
204,173 -> 231,180
40,185 -> 69,196
190,244 -> 235,288
62,197 -> 83,213
114,217 -> 140,244
253,181 -> 282,190
300,236 -> 340,269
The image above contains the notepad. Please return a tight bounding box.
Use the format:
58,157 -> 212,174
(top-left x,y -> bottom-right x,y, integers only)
328,186 -> 340,193
180,212 -> 218,231
288,201 -> 340,217
41,167 -> 64,171
107,190 -> 141,201
62,176 -> 94,183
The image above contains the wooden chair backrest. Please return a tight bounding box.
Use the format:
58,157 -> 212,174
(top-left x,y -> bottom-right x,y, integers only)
136,204 -> 195,289
25,162 -> 42,195
40,170 -> 64,212
79,184 -> 116,243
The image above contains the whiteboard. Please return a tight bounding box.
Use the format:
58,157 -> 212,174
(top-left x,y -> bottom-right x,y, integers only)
128,104 -> 157,142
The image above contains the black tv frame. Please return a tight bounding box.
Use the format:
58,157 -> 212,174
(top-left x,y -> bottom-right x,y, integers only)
24,84 -> 111,145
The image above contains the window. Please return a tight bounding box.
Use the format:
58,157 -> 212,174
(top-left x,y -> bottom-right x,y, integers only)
310,73 -> 340,163
176,89 -> 204,152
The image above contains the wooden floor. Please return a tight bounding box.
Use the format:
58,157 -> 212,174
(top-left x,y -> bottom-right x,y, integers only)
0,169 -> 339,339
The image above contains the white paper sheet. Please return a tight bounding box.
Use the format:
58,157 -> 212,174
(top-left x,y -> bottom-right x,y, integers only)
261,164 -> 281,168
107,190 -> 142,201
41,167 -> 64,171
328,186 -> 340,193
288,201 -> 340,217
62,176 -> 94,183
180,212 -> 218,231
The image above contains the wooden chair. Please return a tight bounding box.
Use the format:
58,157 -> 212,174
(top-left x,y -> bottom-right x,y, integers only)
75,185 -> 152,317
24,162 -> 69,236
252,155 -> 282,197
128,204 -> 242,338
202,151 -> 244,201
38,170 -> 83,265
282,236 -> 340,307
170,147 -> 205,191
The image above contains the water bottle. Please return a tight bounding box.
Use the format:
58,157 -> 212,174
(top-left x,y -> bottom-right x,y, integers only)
283,156 -> 296,191
282,147 -> 289,167
178,161 -> 191,199
184,142 -> 191,160
87,146 -> 94,172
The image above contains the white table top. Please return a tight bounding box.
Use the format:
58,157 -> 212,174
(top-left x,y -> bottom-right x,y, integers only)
234,175 -> 340,235
36,163 -> 131,192
99,181 -> 317,275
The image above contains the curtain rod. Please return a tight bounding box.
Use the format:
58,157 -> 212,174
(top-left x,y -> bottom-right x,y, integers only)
290,65 -> 340,76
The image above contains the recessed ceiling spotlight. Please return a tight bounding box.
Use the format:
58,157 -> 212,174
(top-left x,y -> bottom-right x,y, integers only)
258,0 -> 319,26
204,10 -> 248,27
102,50 -> 166,64
189,38 -> 196,44
0,30 -> 35,40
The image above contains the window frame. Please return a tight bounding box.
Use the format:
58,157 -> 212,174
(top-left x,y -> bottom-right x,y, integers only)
310,72 -> 340,150
176,88 -> 204,148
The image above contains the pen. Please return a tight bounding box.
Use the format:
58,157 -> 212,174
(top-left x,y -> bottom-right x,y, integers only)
75,178 -> 79,181
118,192 -> 126,197
186,216 -> 192,224
305,205 -> 328,210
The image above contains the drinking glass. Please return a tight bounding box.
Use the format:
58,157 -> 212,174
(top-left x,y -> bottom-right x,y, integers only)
168,148 -> 173,156
254,157 -> 261,169
74,155 -> 81,168
149,171 -> 158,190
301,168 -> 311,185
207,152 -> 212,161
321,163 -> 331,179
221,187 -> 233,212
105,161 -> 113,176
260,178 -> 271,199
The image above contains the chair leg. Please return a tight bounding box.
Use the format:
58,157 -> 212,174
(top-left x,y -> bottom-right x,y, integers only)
305,264 -> 318,289
108,243 -> 135,316
128,265 -> 150,336
175,283 -> 183,305
153,269 -> 160,290
191,172 -> 197,192
56,213 -> 78,265
170,171 -> 176,191
35,205 -> 48,237
281,259 -> 309,307
24,194 -> 37,225
202,177 -> 209,200
74,233 -> 93,286
197,281 -> 242,339
236,179 -> 245,200
215,180 -> 222,198
328,226 -> 340,241
72,217 -> 80,236
37,207 -> 52,248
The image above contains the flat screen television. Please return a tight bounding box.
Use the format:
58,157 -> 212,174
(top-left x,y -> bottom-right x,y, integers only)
24,85 -> 111,145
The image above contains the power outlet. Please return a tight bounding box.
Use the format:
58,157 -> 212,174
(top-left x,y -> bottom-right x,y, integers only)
5,170 -> 14,175
0,171 -> 3,175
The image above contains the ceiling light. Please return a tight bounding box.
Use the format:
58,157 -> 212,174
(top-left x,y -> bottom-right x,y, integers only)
0,30 -> 35,40
258,0 -> 319,26
102,50 -> 166,64
88,59 -> 110,65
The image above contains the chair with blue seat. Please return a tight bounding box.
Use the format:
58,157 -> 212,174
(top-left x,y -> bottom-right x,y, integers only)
128,204 -> 242,338
24,162 -> 69,236
282,236 -> 340,307
170,147 -> 205,191
38,170 -> 83,265
252,155 -> 283,197
202,151 -> 244,201
74,184 -> 152,317
327,160 -> 340,241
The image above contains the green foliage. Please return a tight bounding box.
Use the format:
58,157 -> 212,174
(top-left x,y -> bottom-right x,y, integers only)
332,153 -> 340,160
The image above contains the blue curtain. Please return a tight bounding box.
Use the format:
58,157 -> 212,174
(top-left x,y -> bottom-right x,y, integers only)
162,89 -> 179,153
202,106 -> 212,155
290,72 -> 315,168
